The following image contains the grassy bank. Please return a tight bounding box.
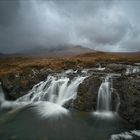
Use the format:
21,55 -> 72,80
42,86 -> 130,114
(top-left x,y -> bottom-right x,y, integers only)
0,52 -> 140,77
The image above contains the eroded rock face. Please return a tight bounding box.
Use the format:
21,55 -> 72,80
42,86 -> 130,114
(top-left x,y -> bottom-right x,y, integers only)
0,68 -> 52,100
73,75 -> 102,111
113,75 -> 140,128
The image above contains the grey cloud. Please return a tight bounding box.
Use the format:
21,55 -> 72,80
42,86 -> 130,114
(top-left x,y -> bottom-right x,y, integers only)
0,0 -> 140,53
0,0 -> 20,26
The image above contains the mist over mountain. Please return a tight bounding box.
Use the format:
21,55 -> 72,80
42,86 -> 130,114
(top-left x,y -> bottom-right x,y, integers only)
13,45 -> 95,57
0,0 -> 140,53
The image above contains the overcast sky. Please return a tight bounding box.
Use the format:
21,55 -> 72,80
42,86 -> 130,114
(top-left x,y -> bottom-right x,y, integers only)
0,0 -> 140,53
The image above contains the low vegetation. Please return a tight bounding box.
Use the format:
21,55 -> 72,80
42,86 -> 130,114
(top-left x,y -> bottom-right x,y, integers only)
0,52 -> 140,77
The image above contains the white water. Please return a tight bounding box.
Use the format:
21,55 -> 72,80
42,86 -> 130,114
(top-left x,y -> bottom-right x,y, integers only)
17,74 -> 86,106
110,130 -> 140,140
93,75 -> 114,118
34,101 -> 69,119
97,76 -> 112,112
15,71 -> 87,118
110,132 -> 133,140
126,65 -> 140,75
98,64 -> 106,71
0,71 -> 87,118
0,82 -> 5,103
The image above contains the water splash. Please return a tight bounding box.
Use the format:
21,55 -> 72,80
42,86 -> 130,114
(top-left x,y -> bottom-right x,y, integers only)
34,102 -> 69,119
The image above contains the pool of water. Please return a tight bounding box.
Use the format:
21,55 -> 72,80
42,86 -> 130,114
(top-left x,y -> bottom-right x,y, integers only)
0,104 -> 137,140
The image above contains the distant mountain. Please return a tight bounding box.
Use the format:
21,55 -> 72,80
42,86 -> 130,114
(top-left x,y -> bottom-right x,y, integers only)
17,45 -> 95,57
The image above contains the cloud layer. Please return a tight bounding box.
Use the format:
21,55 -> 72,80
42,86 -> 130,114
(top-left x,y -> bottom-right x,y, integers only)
0,0 -> 140,53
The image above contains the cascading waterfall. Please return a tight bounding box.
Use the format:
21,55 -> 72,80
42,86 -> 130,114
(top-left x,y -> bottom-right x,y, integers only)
97,75 -> 112,112
17,74 -> 86,106
16,71 -> 87,118
0,70 -> 87,118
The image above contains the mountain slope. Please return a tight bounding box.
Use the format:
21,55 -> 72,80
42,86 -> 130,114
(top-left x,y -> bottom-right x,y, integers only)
18,45 -> 95,57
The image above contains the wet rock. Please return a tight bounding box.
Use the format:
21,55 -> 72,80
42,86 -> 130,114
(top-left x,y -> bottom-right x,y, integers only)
106,63 -> 126,73
0,68 -> 52,100
111,89 -> 120,112
63,99 -> 73,109
95,63 -> 101,68
73,75 -> 102,111
113,75 -> 140,128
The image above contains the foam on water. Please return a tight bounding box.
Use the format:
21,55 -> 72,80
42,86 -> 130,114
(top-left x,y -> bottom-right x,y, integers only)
131,130 -> 140,137
93,111 -> 115,119
34,102 -> 69,119
110,132 -> 133,140
110,130 -> 140,140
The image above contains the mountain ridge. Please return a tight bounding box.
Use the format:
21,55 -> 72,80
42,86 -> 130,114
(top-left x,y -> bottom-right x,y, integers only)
14,45 -> 96,57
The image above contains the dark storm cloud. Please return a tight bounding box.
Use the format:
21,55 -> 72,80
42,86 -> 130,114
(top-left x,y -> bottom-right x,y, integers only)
0,0 -> 140,53
0,0 -> 20,26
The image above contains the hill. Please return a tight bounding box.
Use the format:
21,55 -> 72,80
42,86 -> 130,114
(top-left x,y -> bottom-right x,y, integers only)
16,45 -> 95,57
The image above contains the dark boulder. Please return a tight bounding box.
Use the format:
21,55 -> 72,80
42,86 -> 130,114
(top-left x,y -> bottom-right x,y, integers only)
106,63 -> 126,73
0,68 -> 51,100
73,75 -> 102,111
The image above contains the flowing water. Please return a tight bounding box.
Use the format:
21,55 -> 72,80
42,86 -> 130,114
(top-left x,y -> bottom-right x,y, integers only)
17,74 -> 86,106
97,75 -> 112,112
93,75 -> 115,119
126,65 -> 140,75
0,69 -> 140,140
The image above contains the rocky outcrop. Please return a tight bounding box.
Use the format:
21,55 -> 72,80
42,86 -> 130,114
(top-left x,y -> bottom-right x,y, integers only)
105,63 -> 126,73
113,75 -> 140,128
0,68 -> 52,100
73,75 -> 102,111
73,74 -> 120,112
74,72 -> 140,128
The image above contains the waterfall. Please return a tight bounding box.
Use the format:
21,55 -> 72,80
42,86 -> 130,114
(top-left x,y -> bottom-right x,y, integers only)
97,75 -> 112,112
0,70 -> 87,118
17,74 -> 86,106
93,75 -> 114,118
0,83 -> 4,102
16,71 -> 86,118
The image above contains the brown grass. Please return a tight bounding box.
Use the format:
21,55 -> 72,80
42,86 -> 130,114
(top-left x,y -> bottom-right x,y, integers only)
0,52 -> 140,77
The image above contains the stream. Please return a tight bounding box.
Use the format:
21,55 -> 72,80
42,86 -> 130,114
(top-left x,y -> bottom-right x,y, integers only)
0,67 -> 140,140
